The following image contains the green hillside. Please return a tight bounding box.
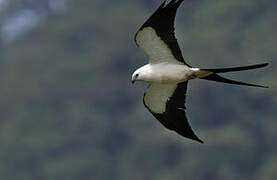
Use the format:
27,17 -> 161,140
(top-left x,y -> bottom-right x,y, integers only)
0,0 -> 276,179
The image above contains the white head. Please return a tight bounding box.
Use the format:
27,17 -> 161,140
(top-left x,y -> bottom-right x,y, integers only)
131,65 -> 151,84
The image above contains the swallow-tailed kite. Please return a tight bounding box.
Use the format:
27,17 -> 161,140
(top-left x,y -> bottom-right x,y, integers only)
132,0 -> 268,143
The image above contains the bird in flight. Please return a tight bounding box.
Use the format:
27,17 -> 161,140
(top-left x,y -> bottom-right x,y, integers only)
132,0 -> 268,143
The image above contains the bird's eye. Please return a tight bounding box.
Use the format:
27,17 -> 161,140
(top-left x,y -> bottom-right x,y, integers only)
135,74 -> 139,78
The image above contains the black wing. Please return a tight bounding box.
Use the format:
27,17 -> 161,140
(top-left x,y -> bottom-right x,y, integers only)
135,0 -> 190,66
143,82 -> 203,143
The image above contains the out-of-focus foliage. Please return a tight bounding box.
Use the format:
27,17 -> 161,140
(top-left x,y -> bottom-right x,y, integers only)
0,0 -> 276,179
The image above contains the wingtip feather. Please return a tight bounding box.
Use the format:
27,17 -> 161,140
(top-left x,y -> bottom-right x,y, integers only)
198,139 -> 204,144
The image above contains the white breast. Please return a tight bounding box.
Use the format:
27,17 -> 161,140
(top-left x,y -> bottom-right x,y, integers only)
138,63 -> 191,83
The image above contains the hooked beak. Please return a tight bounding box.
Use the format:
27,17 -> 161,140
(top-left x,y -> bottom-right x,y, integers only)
132,77 -> 136,84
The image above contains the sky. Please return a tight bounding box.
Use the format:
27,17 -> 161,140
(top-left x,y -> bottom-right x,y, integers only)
0,0 -> 67,43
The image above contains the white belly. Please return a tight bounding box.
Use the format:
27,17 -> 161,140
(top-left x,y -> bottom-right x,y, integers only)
146,62 -> 192,83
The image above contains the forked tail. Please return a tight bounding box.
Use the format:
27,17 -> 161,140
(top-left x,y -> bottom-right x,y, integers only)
200,63 -> 269,88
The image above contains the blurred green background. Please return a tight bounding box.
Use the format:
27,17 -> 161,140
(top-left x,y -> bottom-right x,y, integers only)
0,0 -> 276,179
